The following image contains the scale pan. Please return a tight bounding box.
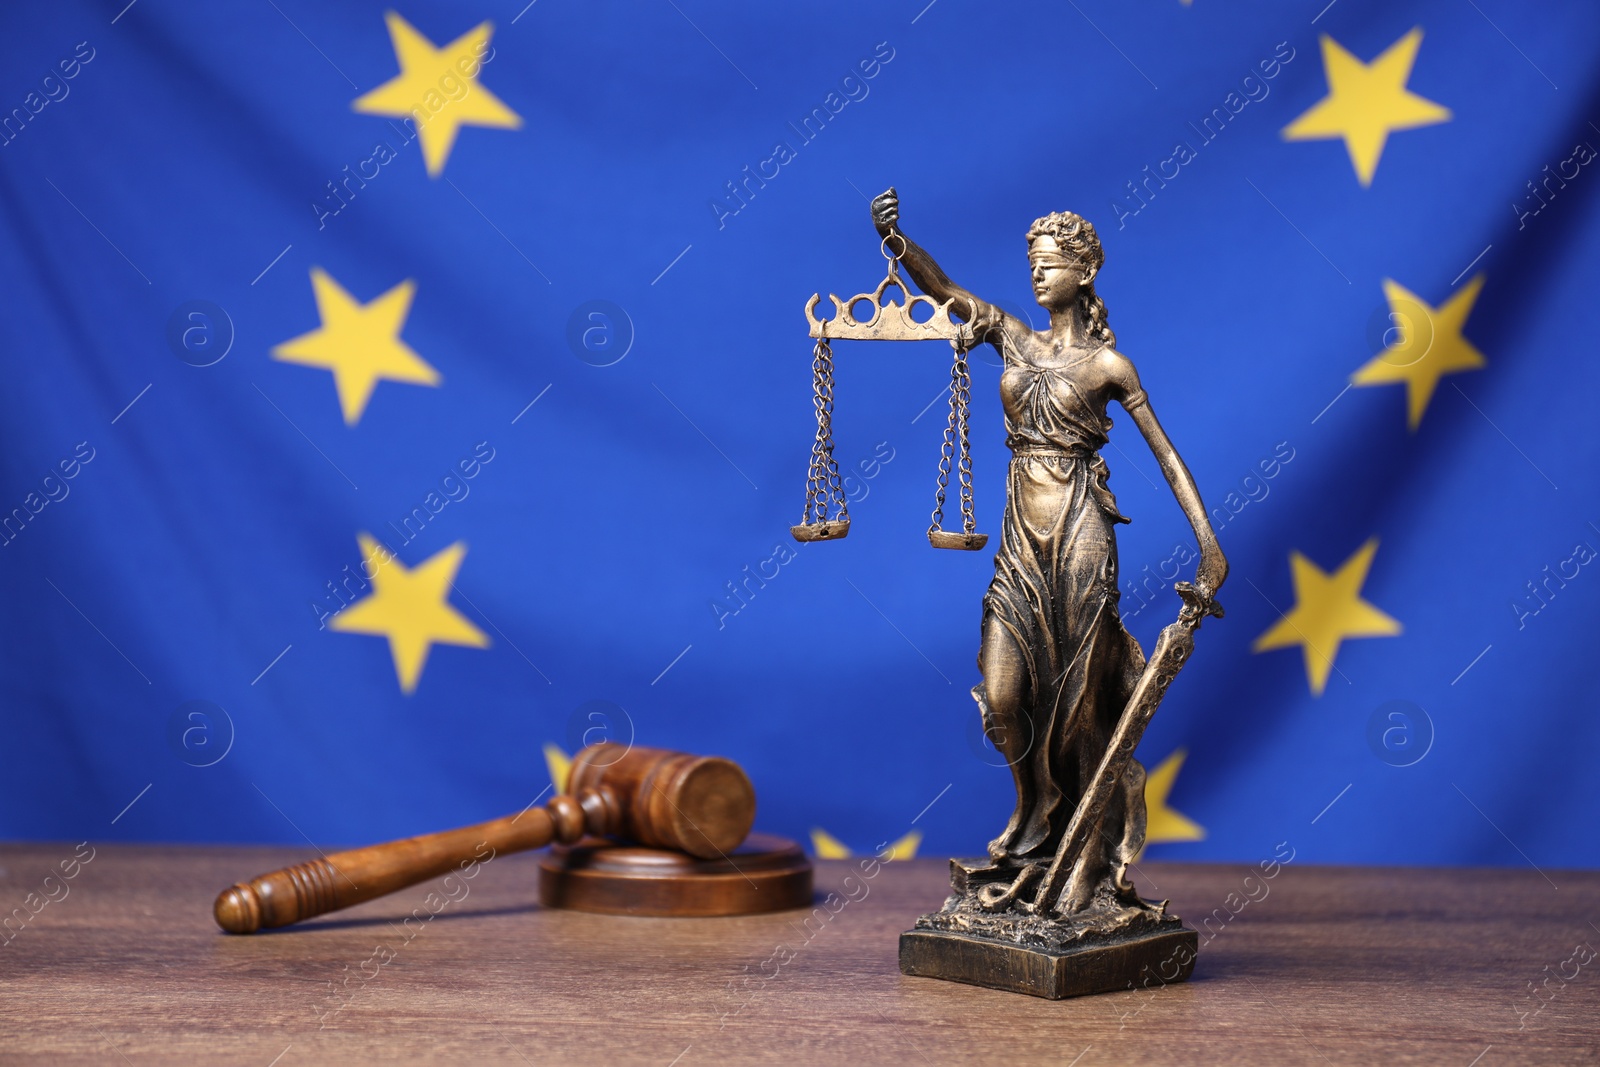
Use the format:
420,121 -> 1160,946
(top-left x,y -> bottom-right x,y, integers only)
928,530 -> 989,551
791,519 -> 850,543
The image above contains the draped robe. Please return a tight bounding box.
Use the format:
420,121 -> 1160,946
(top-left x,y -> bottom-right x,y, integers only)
975,348 -> 1150,904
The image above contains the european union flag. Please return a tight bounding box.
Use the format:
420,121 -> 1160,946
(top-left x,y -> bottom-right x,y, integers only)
2,0 -> 1596,877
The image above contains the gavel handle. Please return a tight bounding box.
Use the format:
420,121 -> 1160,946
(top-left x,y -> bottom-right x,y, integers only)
214,792 -> 607,934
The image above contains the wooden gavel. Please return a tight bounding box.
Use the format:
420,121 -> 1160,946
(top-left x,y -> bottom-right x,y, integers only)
214,743 -> 755,934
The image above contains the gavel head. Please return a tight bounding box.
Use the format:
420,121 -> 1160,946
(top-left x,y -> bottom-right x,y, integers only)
568,743 -> 755,859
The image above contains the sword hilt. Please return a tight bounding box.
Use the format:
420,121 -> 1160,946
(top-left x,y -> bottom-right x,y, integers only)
1175,581 -> 1224,628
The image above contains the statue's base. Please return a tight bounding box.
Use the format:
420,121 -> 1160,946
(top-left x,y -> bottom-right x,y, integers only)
899,924 -> 1197,1000
899,857 -> 1197,998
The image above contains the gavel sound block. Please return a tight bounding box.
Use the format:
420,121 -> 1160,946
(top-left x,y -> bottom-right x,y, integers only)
215,743 -> 812,933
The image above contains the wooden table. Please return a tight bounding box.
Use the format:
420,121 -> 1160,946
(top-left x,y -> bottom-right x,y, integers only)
1,843 -> 1596,1064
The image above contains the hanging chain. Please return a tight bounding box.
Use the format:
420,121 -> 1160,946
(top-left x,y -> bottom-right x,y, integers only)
929,337 -> 978,538
800,337 -> 849,526
953,343 -> 977,534
800,233 -> 985,546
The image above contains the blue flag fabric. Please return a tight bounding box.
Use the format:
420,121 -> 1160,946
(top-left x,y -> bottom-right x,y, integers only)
2,0 -> 1597,871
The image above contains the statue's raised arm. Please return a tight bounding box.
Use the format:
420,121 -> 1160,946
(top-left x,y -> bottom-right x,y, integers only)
871,188 -> 1013,347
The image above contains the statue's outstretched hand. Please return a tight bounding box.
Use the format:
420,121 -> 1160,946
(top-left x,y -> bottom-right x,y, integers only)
1175,581 -> 1224,626
871,187 -> 899,235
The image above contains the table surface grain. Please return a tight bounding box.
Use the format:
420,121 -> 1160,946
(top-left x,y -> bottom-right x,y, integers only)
0,842 -> 1596,1065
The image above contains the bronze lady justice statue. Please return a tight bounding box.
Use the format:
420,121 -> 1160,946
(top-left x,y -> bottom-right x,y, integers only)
863,189 -> 1230,997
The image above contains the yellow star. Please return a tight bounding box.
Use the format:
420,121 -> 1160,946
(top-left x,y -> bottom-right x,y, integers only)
272,268 -> 440,426
1283,28 -> 1451,186
1253,538 -> 1402,696
1352,275 -> 1486,430
883,831 -> 921,860
330,534 -> 489,694
353,11 -> 521,177
807,829 -> 921,860
544,743 -> 573,794
1143,749 -> 1205,846
810,828 -> 851,859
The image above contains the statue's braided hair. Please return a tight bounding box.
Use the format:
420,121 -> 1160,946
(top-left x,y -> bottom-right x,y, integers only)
1026,211 -> 1114,348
